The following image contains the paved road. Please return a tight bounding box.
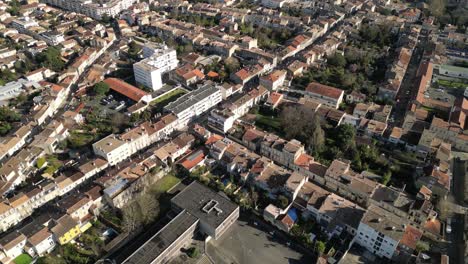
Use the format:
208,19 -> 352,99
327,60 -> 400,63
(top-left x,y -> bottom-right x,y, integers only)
446,158 -> 467,264
391,44 -> 424,127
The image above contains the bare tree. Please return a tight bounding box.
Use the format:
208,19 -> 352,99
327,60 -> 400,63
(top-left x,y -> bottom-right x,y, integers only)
122,202 -> 143,233
138,194 -> 159,225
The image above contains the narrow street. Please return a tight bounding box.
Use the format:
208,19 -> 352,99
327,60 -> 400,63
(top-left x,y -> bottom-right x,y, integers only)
391,44 -> 424,127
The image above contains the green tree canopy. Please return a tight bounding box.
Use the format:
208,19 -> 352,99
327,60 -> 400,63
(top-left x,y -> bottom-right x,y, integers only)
327,53 -> 347,68
315,240 -> 326,255
36,46 -> 64,72
93,81 -> 110,95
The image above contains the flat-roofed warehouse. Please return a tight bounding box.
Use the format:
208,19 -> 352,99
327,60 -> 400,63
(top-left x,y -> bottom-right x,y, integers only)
121,181 -> 239,264
123,211 -> 198,264
171,181 -> 240,240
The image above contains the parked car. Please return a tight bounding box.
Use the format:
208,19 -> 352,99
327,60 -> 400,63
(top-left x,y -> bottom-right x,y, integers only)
446,217 -> 452,234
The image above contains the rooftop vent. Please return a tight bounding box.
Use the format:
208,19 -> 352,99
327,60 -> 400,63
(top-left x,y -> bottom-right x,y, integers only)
202,199 -> 223,216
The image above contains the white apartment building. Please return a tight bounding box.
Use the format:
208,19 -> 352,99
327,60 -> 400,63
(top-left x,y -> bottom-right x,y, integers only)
134,44 -> 178,90
92,134 -> 131,166
165,83 -> 222,127
43,0 -> 137,19
356,205 -> 406,259
209,109 -> 235,133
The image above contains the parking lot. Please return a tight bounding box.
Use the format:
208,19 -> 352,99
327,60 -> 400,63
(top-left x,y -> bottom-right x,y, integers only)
83,92 -> 131,119
207,218 -> 312,264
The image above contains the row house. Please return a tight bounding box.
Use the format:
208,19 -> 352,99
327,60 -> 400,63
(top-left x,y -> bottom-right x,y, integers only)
259,133 -> 305,168
93,114 -> 179,165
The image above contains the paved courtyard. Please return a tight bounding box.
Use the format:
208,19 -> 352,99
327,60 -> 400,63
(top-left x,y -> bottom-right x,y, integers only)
207,219 -> 312,264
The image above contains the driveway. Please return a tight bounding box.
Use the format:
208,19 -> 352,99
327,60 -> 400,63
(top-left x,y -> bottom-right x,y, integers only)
206,218 -> 312,264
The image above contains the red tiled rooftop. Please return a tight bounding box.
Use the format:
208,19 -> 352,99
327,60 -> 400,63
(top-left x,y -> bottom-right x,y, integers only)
400,225 -> 422,250
306,82 -> 344,99
104,78 -> 148,102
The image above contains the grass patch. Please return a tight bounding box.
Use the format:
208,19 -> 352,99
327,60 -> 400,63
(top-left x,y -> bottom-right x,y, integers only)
67,131 -> 95,149
255,113 -> 282,134
437,79 -> 467,89
150,88 -> 186,106
150,174 -> 180,195
14,254 -> 32,264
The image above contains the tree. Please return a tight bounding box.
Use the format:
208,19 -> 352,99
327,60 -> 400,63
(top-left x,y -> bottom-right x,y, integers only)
309,114 -> 325,153
224,57 -> 240,74
101,14 -> 112,24
381,171 -> 391,185
6,0 -> 20,16
35,46 -> 64,71
428,0 -> 446,18
277,195 -> 289,209
335,124 -> 356,152
93,81 -> 110,95
280,105 -> 324,152
187,247 -> 199,258
315,240 -> 326,255
251,187 -> 259,209
137,193 -> 159,225
122,202 -> 143,232
327,53 -> 346,68
415,241 -> 430,252
36,256 -> 67,264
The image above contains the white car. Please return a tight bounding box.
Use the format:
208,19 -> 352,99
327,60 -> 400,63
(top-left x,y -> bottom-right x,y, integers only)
446,218 -> 452,234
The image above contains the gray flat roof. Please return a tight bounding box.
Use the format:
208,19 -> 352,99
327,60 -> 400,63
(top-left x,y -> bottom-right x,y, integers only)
165,84 -> 219,115
123,210 -> 198,264
171,181 -> 238,230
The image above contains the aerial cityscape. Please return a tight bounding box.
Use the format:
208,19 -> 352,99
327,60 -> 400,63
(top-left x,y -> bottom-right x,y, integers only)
0,0 -> 466,263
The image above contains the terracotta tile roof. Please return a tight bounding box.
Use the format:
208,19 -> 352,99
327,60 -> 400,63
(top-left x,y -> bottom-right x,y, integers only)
104,78 -> 149,102
207,71 -> 219,78
400,225 -> 422,250
306,82 -> 344,99
205,134 -> 223,145
28,228 -> 51,246
430,167 -> 450,189
423,218 -> 441,236
85,185 -> 102,201
390,127 -> 402,139
261,70 -> 286,82
280,214 -> 294,229
266,92 -> 283,106
180,149 -> 205,171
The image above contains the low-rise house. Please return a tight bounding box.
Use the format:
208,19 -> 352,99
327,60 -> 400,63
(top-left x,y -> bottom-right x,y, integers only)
416,167 -> 450,199
260,133 -> 305,168
265,92 -> 283,109
259,70 -> 286,91
305,82 -> 344,109
249,157 -> 292,196
50,214 -> 81,245
0,231 -> 27,261
242,128 -> 266,152
172,64 -> 205,86
20,221 -> 56,257
346,90 -> 366,104
287,60 -> 307,77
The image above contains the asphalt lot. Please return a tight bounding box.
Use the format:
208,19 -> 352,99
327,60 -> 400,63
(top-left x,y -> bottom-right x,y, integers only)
207,218 -> 312,264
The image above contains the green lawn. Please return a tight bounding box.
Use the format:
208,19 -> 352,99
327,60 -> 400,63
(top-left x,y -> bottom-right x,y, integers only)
14,254 -> 32,264
150,88 -> 186,106
437,79 -> 467,89
255,113 -> 282,134
151,174 -> 181,195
